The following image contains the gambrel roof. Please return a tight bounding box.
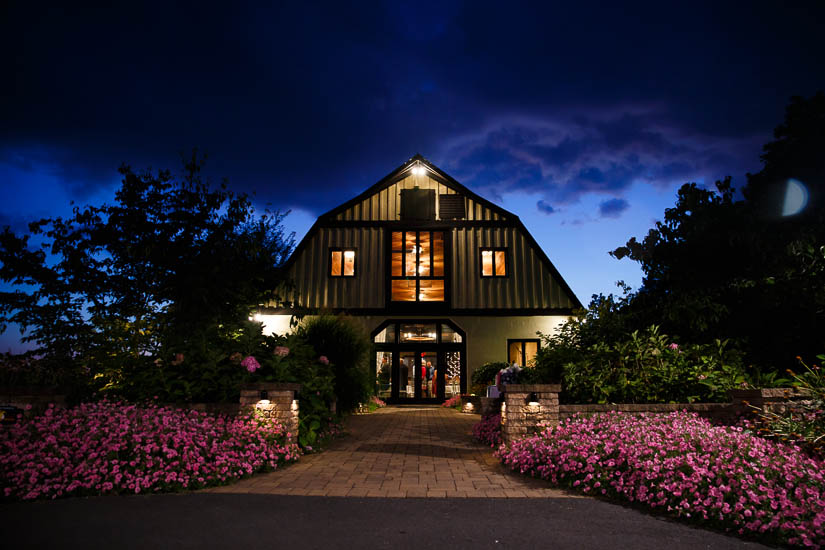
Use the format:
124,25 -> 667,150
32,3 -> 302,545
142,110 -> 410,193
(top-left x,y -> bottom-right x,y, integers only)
279,154 -> 582,312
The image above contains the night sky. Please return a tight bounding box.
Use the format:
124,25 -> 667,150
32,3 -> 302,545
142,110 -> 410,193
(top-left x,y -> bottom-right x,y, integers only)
2,1 -> 824,352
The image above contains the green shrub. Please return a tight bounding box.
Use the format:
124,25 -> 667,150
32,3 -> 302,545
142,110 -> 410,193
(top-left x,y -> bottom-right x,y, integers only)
537,325 -> 747,404
751,354 -> 825,456
469,361 -> 508,394
298,315 -> 371,414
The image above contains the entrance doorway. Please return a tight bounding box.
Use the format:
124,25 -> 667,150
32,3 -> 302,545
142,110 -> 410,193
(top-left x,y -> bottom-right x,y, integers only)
373,320 -> 466,404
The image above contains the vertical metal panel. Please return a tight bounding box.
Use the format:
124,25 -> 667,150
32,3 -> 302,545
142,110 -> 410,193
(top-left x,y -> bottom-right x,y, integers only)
289,227 -> 385,309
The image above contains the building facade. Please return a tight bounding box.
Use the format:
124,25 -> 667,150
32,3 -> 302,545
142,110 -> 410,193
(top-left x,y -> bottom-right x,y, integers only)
257,155 -> 581,403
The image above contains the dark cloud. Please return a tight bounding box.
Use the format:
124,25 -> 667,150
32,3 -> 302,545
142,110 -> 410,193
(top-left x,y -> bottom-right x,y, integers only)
0,211 -> 31,235
536,200 -> 556,215
441,109 -> 762,208
0,0 -> 823,219
598,198 -> 631,219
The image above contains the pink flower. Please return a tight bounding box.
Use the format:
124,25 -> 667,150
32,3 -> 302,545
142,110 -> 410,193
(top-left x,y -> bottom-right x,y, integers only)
241,356 -> 261,373
274,346 -> 289,357
318,356 -> 329,365
668,343 -> 679,350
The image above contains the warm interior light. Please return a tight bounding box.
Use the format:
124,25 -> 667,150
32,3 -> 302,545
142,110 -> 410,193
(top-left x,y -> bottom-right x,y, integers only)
343,250 -> 354,258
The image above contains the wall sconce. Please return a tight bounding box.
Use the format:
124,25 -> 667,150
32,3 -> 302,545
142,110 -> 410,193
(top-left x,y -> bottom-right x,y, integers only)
462,402 -> 474,413
291,399 -> 299,411
526,392 -> 540,413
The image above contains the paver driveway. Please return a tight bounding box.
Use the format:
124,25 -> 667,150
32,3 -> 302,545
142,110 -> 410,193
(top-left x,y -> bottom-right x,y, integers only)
204,405 -> 574,498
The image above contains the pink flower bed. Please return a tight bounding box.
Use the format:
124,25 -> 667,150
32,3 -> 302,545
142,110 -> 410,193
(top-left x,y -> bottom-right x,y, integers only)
472,414 -> 501,448
0,401 -> 301,501
496,411 -> 825,547
441,395 -> 461,408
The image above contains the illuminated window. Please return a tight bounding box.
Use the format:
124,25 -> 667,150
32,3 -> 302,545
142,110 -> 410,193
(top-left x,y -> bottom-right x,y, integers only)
480,248 -> 507,277
507,339 -> 539,367
330,248 -> 356,277
390,230 -> 445,301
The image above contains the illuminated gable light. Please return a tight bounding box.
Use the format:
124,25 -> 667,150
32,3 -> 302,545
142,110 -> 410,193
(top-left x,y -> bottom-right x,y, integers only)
412,164 -> 426,176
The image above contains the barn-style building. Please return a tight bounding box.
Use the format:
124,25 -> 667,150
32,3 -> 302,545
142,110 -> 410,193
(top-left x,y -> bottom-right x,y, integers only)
257,155 -> 581,403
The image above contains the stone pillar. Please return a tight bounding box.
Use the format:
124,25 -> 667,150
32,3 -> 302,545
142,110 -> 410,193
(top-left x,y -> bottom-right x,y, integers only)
500,384 -> 560,445
240,382 -> 301,442
479,397 -> 502,417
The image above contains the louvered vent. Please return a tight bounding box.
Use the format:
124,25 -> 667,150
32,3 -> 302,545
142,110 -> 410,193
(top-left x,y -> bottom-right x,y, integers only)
439,194 -> 465,219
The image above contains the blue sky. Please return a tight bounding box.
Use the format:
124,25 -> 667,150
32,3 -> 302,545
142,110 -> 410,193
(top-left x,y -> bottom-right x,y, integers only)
1,0 -> 824,352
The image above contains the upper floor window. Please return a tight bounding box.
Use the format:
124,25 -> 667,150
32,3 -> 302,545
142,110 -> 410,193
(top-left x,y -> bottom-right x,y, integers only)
390,230 -> 444,301
330,248 -> 356,277
480,248 -> 507,277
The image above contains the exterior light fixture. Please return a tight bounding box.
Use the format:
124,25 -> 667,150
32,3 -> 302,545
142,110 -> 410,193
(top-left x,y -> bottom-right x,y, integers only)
526,392 -> 540,412
412,163 -> 426,176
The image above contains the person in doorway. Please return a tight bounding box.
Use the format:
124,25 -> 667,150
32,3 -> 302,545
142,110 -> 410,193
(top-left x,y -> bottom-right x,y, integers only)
399,358 -> 409,396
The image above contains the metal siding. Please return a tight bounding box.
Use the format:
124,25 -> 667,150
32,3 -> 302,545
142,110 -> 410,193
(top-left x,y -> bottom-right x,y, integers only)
288,227 -> 384,309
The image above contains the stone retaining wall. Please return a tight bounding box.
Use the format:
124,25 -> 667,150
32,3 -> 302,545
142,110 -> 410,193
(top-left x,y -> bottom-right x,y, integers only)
498,387 -> 810,446
559,402 -> 739,424
239,382 -> 301,441
0,387 -> 66,418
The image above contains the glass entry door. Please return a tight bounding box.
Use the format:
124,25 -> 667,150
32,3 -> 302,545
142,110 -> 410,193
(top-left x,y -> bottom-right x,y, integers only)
397,351 -> 416,400
372,320 -> 466,404
395,350 -> 439,400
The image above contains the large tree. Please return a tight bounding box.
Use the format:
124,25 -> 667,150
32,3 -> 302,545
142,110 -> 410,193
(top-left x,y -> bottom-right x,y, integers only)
611,92 -> 825,371
0,154 -> 294,400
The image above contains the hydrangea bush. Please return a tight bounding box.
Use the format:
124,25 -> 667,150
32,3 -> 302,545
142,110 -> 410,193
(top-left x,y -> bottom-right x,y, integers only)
472,414 -> 501,448
0,401 -> 300,500
497,411 -> 825,547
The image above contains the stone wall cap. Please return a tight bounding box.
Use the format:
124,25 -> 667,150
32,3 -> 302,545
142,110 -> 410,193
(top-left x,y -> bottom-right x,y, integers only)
240,382 -> 302,392
504,384 -> 561,393
730,387 -> 809,399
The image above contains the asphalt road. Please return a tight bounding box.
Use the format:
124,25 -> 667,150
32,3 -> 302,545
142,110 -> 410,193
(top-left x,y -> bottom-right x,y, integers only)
1,493 -> 775,549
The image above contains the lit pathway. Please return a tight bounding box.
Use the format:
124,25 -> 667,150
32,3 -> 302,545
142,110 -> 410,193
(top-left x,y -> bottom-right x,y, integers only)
203,405 -> 576,498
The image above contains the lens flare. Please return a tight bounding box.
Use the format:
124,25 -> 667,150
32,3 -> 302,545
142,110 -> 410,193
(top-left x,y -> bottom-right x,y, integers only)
781,179 -> 809,216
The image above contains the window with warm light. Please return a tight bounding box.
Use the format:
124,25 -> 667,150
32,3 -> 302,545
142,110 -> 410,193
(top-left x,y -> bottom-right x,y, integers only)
329,248 -> 356,277
507,339 -> 540,367
390,230 -> 445,301
480,248 -> 507,277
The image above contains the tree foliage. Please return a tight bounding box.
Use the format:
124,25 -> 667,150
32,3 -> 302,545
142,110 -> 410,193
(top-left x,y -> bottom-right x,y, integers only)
0,153 -> 294,400
610,92 -> 825,371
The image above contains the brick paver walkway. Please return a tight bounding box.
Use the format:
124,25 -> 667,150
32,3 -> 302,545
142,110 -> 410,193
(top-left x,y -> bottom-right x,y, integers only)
204,405 -> 576,498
